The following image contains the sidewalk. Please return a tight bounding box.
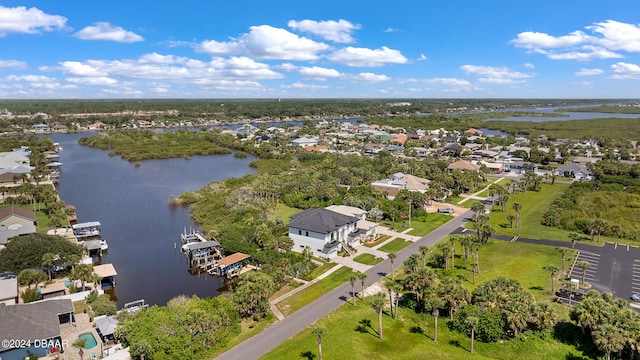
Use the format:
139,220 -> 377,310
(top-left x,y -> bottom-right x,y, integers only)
457,177 -> 504,204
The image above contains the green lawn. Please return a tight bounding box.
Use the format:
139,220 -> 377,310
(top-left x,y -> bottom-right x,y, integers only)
378,238 -> 412,253
353,253 -> 383,265
301,261 -> 338,281
276,266 -> 355,317
261,297 -> 586,360
407,214 -> 452,236
484,183 -> 571,240
445,239 -> 573,301
271,203 -> 303,224
263,238 -> 584,360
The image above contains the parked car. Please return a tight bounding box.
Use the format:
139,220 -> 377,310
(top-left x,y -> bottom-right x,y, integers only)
631,293 -> 640,301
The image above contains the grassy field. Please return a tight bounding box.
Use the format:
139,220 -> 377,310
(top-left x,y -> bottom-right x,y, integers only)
353,253 -> 383,265
407,214 -> 452,236
262,238 -> 584,360
444,239 -> 573,301
261,297 -> 586,360
276,266 -> 355,317
301,262 -> 338,281
271,203 -> 303,224
485,183 -> 571,240
378,238 -> 413,253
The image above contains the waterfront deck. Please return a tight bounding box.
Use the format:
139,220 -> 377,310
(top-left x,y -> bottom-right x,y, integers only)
72,221 -> 101,239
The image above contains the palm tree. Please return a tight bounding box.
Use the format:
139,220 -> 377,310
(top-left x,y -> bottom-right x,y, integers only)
437,242 -> 450,270
506,214 -> 515,228
544,265 -> 559,294
73,338 -> 87,360
593,323 -> 625,360
512,202 -> 522,235
358,272 -> 368,301
427,297 -> 442,342
557,247 -> 569,270
391,280 -> 403,320
419,245 -> 428,266
579,261 -> 591,285
383,277 -> 395,317
388,252 -> 397,279
470,202 -> 484,223
72,264 -> 93,291
371,293 -> 385,339
42,252 -> 55,281
449,237 -> 456,268
311,327 -> 327,360
349,274 -> 358,306
465,315 -> 479,353
499,193 -> 510,212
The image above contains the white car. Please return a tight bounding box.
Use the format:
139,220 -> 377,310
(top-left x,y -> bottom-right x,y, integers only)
631,293 -> 640,301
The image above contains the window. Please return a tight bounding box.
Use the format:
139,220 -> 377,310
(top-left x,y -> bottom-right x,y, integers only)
305,231 -> 309,236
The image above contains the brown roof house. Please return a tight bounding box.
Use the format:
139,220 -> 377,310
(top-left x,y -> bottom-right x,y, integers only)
0,207 -> 36,248
447,160 -> 481,172
371,172 -> 431,199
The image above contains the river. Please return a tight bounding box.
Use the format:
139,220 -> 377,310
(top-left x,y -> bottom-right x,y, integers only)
49,132 -> 257,307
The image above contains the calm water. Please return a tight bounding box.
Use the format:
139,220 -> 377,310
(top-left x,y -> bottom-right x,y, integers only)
488,108 -> 640,122
49,132 -> 256,307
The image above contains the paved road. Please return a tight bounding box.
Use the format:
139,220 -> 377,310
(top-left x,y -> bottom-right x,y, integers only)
215,209 -> 474,360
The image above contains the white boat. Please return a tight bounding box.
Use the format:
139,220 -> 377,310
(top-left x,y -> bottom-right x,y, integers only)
100,240 -> 108,251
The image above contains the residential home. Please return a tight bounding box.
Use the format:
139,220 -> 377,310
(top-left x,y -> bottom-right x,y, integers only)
0,299 -> 74,359
291,137 -> 319,148
0,273 -> 18,305
32,124 -> 50,133
288,208 -> 360,259
0,207 -> 37,248
324,205 -> 378,240
51,124 -> 68,132
371,172 -> 430,199
447,160 -> 480,172
87,121 -> 106,130
464,128 -> 484,136
554,163 -> 592,180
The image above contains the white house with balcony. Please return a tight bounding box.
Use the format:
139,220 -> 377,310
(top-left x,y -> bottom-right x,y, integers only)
288,208 -> 360,259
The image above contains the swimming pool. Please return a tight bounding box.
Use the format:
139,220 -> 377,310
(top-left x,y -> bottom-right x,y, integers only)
78,332 -> 98,349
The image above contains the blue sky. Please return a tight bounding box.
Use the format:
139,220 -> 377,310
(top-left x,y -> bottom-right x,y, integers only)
2,1 -> 640,99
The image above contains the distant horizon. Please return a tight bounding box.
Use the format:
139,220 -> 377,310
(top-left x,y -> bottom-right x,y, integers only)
3,1 -> 640,98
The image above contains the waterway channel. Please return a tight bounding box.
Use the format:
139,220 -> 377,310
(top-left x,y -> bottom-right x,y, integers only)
49,132 -> 256,307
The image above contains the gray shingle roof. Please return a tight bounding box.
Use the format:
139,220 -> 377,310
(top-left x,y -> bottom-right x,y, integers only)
0,299 -> 73,351
289,208 -> 358,234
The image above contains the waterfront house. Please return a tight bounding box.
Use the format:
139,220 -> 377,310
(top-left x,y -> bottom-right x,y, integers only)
288,208 -> 360,259
291,137 -> 319,148
32,123 -> 50,133
371,172 -> 431,199
554,163 -> 592,180
215,252 -> 251,277
447,160 -> 480,172
0,299 -> 73,360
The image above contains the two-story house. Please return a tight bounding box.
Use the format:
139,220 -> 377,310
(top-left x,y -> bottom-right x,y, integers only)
288,208 -> 359,259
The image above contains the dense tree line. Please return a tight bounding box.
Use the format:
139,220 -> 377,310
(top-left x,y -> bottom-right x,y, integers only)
541,180 -> 640,240
0,233 -> 84,272
116,295 -> 241,360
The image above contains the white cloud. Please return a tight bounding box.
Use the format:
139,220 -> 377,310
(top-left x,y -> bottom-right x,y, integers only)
283,82 -> 329,89
384,27 -> 397,33
287,19 -> 360,43
424,78 -> 473,87
460,65 -> 531,84
575,68 -> 604,76
545,45 -> 623,61
511,20 -> 640,61
417,54 -> 428,61
276,63 -> 298,71
511,30 -> 594,49
4,74 -> 75,90
66,77 -> 118,86
524,63 -> 535,69
43,54 -> 284,83
197,25 -> 330,60
298,66 -> 341,80
0,6 -> 67,37
0,60 -> 27,71
611,62 -> 640,79
74,22 -> 143,43
344,72 -> 390,83
327,46 -> 408,67
587,20 -> 640,52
